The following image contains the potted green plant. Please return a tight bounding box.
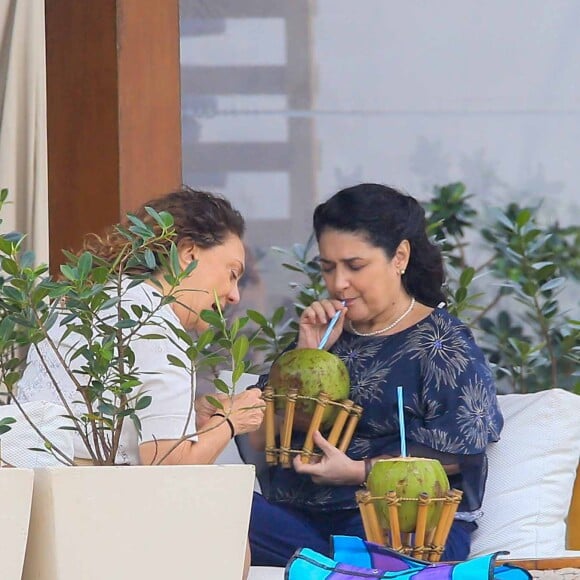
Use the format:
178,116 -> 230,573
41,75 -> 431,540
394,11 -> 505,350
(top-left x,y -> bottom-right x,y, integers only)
0,187 -> 256,580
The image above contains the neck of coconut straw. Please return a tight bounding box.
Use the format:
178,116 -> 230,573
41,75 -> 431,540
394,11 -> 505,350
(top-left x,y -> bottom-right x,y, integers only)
397,386 -> 407,457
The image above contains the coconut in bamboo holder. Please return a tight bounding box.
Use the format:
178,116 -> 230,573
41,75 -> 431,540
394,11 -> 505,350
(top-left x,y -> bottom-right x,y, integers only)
356,387 -> 463,561
263,348 -> 362,467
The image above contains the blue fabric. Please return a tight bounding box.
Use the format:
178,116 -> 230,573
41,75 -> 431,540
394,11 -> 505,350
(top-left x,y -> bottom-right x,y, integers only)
285,536 -> 532,580
249,492 -> 472,567
257,308 -> 503,514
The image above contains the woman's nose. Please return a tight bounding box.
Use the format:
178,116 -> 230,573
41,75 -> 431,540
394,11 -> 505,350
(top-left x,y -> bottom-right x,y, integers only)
227,282 -> 241,305
331,269 -> 350,291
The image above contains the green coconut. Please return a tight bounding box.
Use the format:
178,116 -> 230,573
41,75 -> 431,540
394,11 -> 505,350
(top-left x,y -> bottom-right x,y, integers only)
268,348 -> 350,430
367,457 -> 450,533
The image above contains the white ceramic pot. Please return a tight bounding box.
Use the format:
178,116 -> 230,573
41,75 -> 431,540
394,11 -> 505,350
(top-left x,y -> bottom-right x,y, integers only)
0,468 -> 34,580
23,464 -> 255,580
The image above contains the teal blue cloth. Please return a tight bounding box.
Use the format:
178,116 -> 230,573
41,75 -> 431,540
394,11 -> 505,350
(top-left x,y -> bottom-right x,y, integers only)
285,535 -> 531,579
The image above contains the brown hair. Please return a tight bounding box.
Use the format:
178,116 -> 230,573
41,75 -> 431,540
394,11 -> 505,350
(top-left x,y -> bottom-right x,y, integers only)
81,186 -> 245,272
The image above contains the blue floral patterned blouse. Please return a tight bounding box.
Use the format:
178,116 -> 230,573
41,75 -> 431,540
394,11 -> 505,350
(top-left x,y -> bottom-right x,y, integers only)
259,307 -> 504,516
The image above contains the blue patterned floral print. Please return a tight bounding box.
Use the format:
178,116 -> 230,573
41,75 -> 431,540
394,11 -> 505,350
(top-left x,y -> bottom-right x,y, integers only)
263,307 -> 503,515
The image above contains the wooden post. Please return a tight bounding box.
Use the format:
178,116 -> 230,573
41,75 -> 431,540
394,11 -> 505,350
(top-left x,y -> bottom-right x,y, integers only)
45,0 -> 182,272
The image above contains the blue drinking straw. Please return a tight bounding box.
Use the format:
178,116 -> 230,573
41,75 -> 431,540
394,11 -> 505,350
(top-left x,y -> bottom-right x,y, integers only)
317,301 -> 346,350
397,386 -> 407,457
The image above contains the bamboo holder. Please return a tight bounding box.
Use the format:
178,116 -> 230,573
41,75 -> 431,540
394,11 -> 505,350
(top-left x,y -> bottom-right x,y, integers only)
412,493 -> 430,559
301,392 -> 330,463
337,404 -> 363,453
429,489 -> 463,562
386,491 -> 403,551
326,399 -> 354,447
279,387 -> 298,467
262,387 -> 277,464
356,489 -> 385,545
263,390 -> 360,466
356,488 -> 464,561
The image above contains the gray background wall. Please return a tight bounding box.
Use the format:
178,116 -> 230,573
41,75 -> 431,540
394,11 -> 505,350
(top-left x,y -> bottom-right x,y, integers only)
180,0 -> 580,313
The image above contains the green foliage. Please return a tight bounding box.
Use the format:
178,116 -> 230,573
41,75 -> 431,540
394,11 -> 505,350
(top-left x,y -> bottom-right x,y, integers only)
0,416 -> 15,436
426,185 -> 579,394
248,182 -> 580,394
0,188 -> 254,465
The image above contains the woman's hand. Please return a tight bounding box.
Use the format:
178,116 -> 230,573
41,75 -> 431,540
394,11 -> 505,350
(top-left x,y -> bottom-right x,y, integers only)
228,388 -> 265,435
195,393 -> 229,429
297,299 -> 347,350
293,431 -> 365,486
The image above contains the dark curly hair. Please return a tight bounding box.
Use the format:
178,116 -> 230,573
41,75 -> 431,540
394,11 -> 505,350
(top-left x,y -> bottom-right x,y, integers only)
82,186 -> 245,272
313,183 -> 445,308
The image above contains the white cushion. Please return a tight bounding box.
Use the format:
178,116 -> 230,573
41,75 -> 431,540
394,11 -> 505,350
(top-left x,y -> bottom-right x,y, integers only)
248,567 -> 285,580
470,389 -> 580,558
0,400 -> 74,467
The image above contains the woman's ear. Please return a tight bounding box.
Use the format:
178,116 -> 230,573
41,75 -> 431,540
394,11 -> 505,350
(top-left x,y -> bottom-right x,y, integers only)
177,239 -> 197,269
394,240 -> 411,273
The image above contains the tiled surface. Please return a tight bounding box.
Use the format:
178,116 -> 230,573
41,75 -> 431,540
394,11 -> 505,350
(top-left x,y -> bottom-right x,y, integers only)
530,570 -> 580,579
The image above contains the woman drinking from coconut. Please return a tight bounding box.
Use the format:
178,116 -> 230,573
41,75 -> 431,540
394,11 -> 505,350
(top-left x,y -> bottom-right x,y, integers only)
248,183 -> 503,566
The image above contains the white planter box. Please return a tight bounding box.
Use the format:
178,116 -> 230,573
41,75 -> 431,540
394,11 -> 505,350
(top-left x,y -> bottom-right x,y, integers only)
0,468 -> 34,580
23,464 -> 255,580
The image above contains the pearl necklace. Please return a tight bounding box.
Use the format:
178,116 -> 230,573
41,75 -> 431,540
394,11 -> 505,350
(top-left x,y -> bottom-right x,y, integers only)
348,298 -> 416,337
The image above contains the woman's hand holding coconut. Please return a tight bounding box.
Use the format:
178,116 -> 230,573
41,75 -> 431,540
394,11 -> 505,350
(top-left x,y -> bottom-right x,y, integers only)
293,430 -> 371,485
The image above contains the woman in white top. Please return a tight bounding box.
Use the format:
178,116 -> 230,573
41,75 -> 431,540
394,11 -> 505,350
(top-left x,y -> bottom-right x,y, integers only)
19,187 -> 265,467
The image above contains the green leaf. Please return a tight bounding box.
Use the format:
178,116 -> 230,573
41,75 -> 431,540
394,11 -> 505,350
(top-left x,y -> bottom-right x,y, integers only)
158,210 -> 174,229
247,309 -> 268,327
458,267 -> 475,288
455,287 -> 467,303
200,309 -> 223,328
515,209 -> 532,228
232,360 -> 245,384
143,249 -> 157,270
60,264 -> 76,281
115,319 -> 139,329
135,395 -> 152,410
214,378 -> 231,394
1,258 -> 18,275
495,211 -> 516,231
232,334 -> 249,367
229,318 -> 240,340
169,243 -> 181,275
166,354 -> 187,369
139,333 -> 166,340
144,206 -> 164,227
130,413 -> 143,435
205,395 -> 224,411
272,306 -> 286,326
540,277 -> 565,292
195,329 -> 215,351
98,401 -> 117,416
77,252 -> 93,279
